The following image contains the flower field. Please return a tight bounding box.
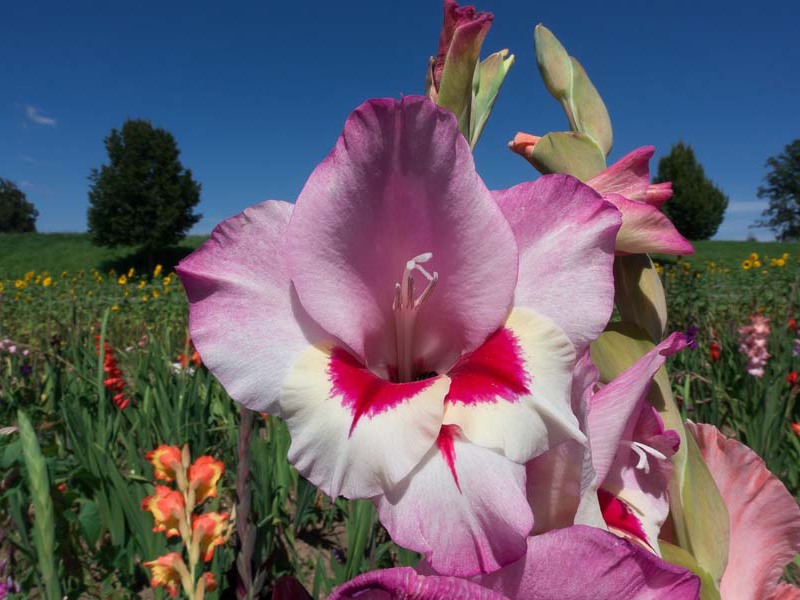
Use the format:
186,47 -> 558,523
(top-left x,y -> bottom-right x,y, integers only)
0,242 -> 798,598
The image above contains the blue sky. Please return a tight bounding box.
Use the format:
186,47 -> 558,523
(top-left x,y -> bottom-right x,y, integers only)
2,0 -> 798,240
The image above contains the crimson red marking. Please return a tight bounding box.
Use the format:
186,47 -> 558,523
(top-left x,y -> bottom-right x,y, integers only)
597,488 -> 652,549
437,425 -> 461,491
328,346 -> 439,436
445,327 -> 530,405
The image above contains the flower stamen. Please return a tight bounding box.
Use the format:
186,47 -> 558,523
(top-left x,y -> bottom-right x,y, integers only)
393,253 -> 438,382
623,440 -> 667,474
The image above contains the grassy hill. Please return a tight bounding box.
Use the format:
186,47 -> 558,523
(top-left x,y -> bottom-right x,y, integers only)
1,233 -> 799,278
0,233 -> 206,278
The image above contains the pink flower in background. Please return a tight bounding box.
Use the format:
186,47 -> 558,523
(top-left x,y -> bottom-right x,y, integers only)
178,96 -> 621,575
509,140 -> 693,256
738,314 -> 771,377
688,423 -> 800,600
329,526 -> 699,600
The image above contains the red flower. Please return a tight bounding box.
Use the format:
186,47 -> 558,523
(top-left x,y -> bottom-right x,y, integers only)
789,318 -> 797,332
787,371 -> 799,385
95,337 -> 130,409
792,423 -> 800,436
709,341 -> 721,363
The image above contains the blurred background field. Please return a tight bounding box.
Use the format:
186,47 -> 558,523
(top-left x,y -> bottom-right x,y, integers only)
1,236 -> 799,598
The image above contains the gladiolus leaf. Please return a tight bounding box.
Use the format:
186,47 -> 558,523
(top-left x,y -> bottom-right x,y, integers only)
534,24 -> 572,101
659,541 -> 722,600
527,131 -> 606,182
591,323 -> 730,586
613,254 -> 668,343
569,57 -> 613,156
470,49 -> 514,149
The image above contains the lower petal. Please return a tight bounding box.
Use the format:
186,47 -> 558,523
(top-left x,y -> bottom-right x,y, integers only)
282,344 -> 449,499
443,308 -> 583,464
477,526 -> 700,600
329,567 -> 508,600
376,427 -> 532,577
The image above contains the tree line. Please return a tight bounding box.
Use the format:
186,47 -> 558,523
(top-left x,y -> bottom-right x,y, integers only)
2,124 -> 799,243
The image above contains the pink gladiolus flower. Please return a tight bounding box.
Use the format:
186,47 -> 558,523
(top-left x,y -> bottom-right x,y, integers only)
178,96 -> 621,575
526,333 -> 688,556
687,423 -> 800,600
509,139 -> 693,256
738,314 -> 771,377
329,526 -> 700,599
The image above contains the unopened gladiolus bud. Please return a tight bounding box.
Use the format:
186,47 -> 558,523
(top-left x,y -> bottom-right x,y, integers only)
142,485 -> 185,537
202,572 -> 217,593
143,552 -> 190,598
188,455 -> 224,503
146,445 -> 183,481
191,512 -> 230,562
508,132 -> 540,159
534,24 -> 572,101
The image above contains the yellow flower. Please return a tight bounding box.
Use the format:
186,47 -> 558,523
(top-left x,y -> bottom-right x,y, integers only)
0,282 -> 3,294
776,258 -> 786,268
138,280 -> 146,289
754,260 -> 762,268
24,271 -> 34,282
127,267 -> 135,278
14,279 -> 26,289
742,259 -> 752,270
42,276 -> 52,287
141,294 -> 149,302
783,252 -> 790,261
118,275 -> 127,285
163,276 -> 172,286
749,252 -> 759,261
654,263 -> 664,275
153,264 -> 163,277
111,305 -> 119,311
152,289 -> 160,299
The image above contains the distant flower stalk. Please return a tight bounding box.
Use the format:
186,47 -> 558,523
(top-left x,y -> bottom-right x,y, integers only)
738,314 -> 770,377
95,338 -> 130,409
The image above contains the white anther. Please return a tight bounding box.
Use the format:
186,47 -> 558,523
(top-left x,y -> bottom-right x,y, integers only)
394,252 -> 438,382
624,441 -> 667,475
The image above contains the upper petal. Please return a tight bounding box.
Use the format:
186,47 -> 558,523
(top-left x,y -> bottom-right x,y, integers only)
288,96 -> 518,373
376,426 -> 532,577
478,526 -> 700,600
176,200 -> 324,414
687,423 -> 800,600
587,146 -> 655,201
493,174 -> 621,354
589,332 -> 688,485
282,343 -> 449,499
443,308 -> 582,464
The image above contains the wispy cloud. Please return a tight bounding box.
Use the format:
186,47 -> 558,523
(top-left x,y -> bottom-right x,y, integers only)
726,200 -> 766,214
24,105 -> 57,127
19,180 -> 34,188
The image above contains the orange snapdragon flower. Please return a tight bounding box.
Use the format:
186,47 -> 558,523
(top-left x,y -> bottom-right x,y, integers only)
142,552 -> 188,598
192,511 -> 230,562
146,445 -> 183,481
188,455 -> 224,503
142,485 -> 185,537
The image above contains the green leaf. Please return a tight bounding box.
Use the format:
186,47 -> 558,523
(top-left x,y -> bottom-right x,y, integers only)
534,24 -> 572,101
470,49 -> 514,149
78,499 -> 102,547
660,540 -> 721,600
568,57 -> 613,156
528,131 -> 606,181
613,254 -> 668,343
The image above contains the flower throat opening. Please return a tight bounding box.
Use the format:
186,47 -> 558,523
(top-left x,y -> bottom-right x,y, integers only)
392,252 -> 438,383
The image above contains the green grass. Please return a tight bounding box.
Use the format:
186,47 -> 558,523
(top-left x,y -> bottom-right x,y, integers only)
0,233 -> 207,278
659,240 -> 800,265
2,234 -> 799,279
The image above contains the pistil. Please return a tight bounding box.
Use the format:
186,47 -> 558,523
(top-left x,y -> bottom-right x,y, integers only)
392,253 -> 438,382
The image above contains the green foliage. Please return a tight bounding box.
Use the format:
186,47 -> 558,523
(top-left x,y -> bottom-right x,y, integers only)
757,139 -> 800,241
0,178 -> 38,233
655,142 -> 728,240
87,120 -> 202,251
